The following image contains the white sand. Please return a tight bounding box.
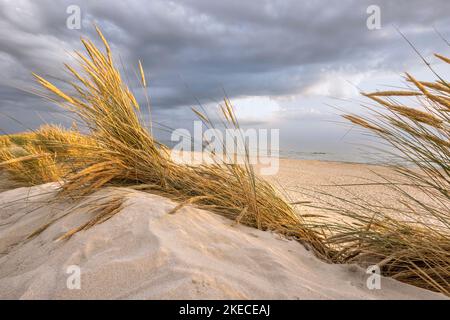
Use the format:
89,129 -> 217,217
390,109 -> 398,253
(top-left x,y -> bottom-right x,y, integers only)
0,180 -> 446,299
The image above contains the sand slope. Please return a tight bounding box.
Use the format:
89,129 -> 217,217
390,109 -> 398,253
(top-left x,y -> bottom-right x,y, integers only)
0,183 -> 446,299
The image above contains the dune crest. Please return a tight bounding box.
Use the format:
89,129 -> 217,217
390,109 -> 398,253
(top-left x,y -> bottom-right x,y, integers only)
0,184 -> 445,299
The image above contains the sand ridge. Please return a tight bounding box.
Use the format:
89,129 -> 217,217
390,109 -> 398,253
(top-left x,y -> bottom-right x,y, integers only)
0,181 -> 446,299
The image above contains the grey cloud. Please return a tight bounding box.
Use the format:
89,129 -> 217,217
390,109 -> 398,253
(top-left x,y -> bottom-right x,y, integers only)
0,0 -> 449,133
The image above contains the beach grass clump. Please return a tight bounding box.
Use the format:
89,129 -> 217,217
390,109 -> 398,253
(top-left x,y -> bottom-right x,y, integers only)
337,55 -> 450,295
9,132 -> 36,147
34,124 -> 96,155
1,27 -> 330,258
0,135 -> 11,149
0,124 -> 97,185
0,142 -> 62,185
4,26 -> 448,295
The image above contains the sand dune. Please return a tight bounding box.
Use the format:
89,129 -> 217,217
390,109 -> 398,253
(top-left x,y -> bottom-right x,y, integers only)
0,181 -> 445,299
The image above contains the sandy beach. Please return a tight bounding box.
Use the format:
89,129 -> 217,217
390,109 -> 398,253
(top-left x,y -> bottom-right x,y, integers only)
0,159 -> 446,299
265,159 -> 433,218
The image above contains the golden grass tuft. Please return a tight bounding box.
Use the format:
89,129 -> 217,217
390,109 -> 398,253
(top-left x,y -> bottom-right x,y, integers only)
338,54 -> 450,295
0,124 -> 98,186
1,28 -> 330,258
0,135 -> 11,149
2,28 -> 449,295
34,124 -> 96,153
0,143 -> 61,185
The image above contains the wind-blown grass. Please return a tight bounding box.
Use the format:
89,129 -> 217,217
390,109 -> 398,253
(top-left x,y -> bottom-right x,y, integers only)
0,135 -> 11,149
1,27 -> 449,295
0,27 -> 330,259
336,54 -> 450,294
0,124 -> 96,185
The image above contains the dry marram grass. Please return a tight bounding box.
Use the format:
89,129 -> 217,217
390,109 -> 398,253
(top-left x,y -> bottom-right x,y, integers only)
337,54 -> 450,295
1,28 -> 449,296
1,28 -> 330,259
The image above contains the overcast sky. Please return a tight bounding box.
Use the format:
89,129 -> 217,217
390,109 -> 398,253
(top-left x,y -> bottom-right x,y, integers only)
1,0 -> 449,161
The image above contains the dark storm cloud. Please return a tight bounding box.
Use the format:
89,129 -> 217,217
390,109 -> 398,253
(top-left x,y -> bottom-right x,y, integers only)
0,0 -> 449,132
